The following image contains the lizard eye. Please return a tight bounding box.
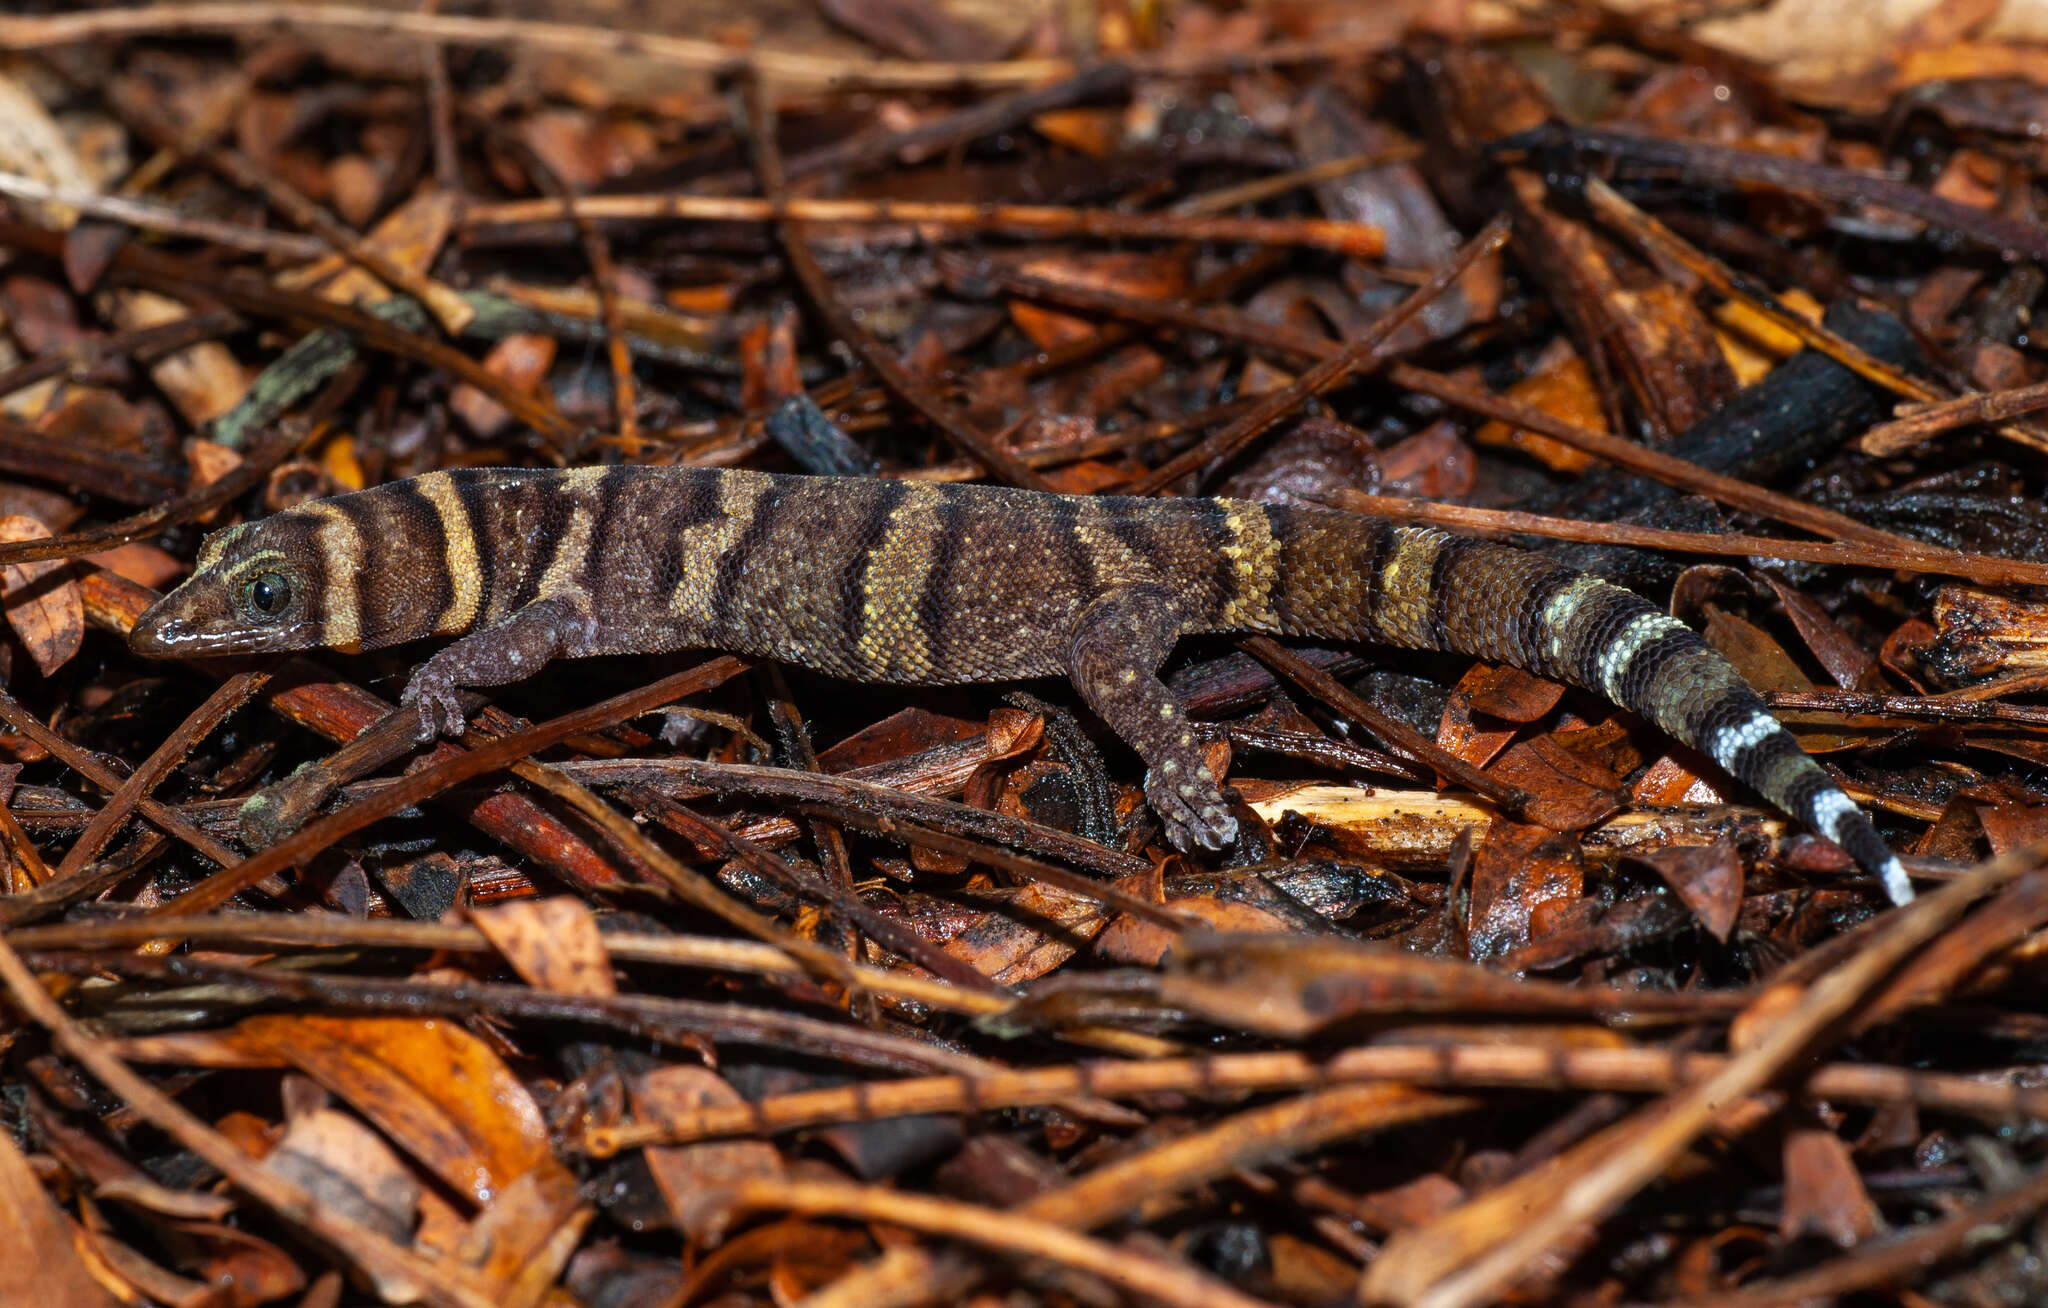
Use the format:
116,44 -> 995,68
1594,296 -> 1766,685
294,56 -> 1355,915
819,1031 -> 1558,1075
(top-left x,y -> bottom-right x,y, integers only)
239,571 -> 292,619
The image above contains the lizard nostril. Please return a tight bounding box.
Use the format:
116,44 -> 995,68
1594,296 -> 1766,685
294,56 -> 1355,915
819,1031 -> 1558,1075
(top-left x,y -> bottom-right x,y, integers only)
129,612 -> 182,655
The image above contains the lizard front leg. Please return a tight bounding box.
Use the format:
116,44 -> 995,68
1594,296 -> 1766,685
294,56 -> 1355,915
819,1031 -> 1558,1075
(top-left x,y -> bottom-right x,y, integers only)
1066,585 -> 1235,852
401,596 -> 596,741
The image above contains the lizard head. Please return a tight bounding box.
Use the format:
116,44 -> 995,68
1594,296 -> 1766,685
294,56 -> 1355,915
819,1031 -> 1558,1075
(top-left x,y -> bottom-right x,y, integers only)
130,510 -> 340,658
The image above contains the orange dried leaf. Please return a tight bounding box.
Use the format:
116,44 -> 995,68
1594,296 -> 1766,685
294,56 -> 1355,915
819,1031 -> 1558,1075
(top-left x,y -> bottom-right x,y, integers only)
1238,356 -> 1295,397
328,153 -> 384,228
1098,896 -> 1294,966
283,186 -> 461,307
666,283 -> 736,315
1488,735 -> 1624,833
319,435 -> 366,491
1008,251 -> 1189,347
942,882 -> 1105,985
518,109 -> 616,192
1437,669 -> 1519,772
1347,1173 -> 1467,1233
1780,1125 -> 1881,1246
457,1164 -> 592,1307
1473,346 -> 1601,473
1977,800 -> 2048,856
236,1014 -> 553,1204
1007,298 -> 1096,350
738,311 -> 802,411
169,1222 -> 307,1304
115,291 -> 251,426
1378,422 -> 1475,499
84,542 -> 185,591
1467,821 -> 1584,958
1900,41 -> 2048,88
184,437 -> 243,505
1031,107 -> 1123,156
451,333 -> 558,438
1713,289 -> 1824,384
1461,663 -> 1568,723
1704,608 -> 1891,753
1757,573 -> 1878,689
1629,753 -> 1725,807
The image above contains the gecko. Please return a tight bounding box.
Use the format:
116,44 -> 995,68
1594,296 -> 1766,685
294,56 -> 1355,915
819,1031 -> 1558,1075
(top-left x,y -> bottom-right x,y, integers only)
128,464 -> 1914,904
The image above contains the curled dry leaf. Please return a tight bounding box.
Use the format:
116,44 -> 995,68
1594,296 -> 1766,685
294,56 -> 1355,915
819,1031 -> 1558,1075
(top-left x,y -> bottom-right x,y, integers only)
1780,1121 -> 1883,1246
1635,842 -> 1744,943
0,515 -> 82,677
235,1014 -> 555,1206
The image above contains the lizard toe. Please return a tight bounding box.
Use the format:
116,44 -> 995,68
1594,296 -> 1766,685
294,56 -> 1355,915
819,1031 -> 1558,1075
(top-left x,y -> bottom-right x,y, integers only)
402,676 -> 466,741
1147,770 -> 1237,853
398,687 -> 435,743
432,694 -> 468,739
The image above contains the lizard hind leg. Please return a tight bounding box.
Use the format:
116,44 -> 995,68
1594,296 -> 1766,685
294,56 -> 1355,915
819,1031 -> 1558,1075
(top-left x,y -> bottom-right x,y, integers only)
1065,585 -> 1234,852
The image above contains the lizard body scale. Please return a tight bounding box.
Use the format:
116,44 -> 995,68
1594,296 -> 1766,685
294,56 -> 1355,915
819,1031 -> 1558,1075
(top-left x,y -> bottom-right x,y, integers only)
129,465 -> 1914,904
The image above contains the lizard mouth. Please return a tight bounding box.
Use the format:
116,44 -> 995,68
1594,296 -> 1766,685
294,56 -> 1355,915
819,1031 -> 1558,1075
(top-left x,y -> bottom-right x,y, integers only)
128,608 -> 320,657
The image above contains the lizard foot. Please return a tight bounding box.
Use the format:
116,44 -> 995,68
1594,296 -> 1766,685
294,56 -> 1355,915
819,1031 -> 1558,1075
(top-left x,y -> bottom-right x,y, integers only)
1146,760 -> 1238,853
400,673 -> 468,743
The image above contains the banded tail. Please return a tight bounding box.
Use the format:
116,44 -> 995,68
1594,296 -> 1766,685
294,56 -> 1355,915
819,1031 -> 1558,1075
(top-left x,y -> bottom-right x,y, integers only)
1260,511 -> 1912,905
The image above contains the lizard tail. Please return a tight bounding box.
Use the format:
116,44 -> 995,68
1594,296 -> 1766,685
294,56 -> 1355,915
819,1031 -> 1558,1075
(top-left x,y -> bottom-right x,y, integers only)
1263,511 -> 1912,905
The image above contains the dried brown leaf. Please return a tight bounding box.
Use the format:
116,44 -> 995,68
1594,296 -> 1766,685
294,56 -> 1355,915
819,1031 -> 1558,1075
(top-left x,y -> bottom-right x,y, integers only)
1635,842 -> 1744,942
1467,821 -> 1584,959
634,1066 -> 784,1241
0,1128 -> 120,1306
0,515 -> 82,676
471,896 -> 617,998
1780,1123 -> 1882,1246
453,1164 -> 591,1308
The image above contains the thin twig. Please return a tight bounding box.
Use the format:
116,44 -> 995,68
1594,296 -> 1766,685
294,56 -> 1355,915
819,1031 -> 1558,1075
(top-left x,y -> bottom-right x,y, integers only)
0,4 -> 1400,88
462,192 -> 1384,256
1363,843 -> 2048,1307
144,664 -> 740,918
1862,374 -> 2048,453
4,913 -> 1007,1018
588,1040 -> 2048,1150
1242,634 -> 1541,819
499,129 -> 636,447
1329,491 -> 2048,587
0,170 -> 324,256
712,1177 -> 1277,1308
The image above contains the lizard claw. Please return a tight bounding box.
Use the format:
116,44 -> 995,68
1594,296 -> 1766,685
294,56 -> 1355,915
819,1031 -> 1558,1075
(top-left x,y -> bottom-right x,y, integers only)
1147,765 -> 1238,853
